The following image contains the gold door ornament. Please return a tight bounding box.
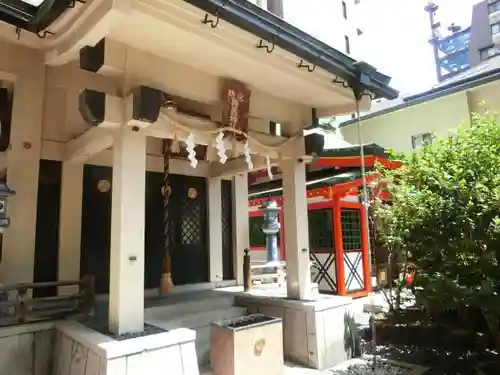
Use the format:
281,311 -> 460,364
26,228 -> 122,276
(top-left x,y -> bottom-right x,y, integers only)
97,180 -> 111,193
188,187 -> 197,199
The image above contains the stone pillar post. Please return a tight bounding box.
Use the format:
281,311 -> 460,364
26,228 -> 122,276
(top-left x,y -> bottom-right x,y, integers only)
109,128 -> 146,335
58,161 -> 84,295
232,173 -> 249,285
282,138 -> 311,300
208,178 -> 223,282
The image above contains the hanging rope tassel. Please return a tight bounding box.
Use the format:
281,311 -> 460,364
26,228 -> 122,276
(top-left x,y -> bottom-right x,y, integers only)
160,139 -> 174,294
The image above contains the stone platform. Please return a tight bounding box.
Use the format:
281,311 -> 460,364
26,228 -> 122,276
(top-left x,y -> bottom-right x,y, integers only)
0,283 -> 369,375
55,320 -> 199,375
219,286 -> 357,370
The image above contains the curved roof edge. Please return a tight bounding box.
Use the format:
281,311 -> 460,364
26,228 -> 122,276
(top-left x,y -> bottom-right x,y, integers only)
339,66 -> 500,128
183,0 -> 399,100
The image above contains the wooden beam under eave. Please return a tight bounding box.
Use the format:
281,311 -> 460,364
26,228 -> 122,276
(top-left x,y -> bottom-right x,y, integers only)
143,112 -> 289,158
46,63 -> 122,96
315,95 -> 371,118
209,155 -> 278,179
64,127 -> 114,164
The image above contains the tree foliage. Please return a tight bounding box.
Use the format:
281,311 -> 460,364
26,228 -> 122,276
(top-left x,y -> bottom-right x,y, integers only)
373,109 -> 500,347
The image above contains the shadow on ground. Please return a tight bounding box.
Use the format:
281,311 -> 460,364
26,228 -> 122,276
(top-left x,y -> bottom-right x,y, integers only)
358,321 -> 498,375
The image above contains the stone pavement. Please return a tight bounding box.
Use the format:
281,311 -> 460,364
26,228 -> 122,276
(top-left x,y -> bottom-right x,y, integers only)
203,292 -> 414,375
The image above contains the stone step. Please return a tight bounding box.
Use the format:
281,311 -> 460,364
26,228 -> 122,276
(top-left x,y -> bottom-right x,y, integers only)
144,294 -> 236,321
147,306 -> 248,366
147,306 -> 247,330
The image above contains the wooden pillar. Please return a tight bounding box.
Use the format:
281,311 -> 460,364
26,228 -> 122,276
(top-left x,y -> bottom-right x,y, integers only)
109,128 -> 146,334
232,173 -> 249,285
333,199 -> 346,296
208,178 -> 223,282
360,205 -> 372,293
282,137 -> 311,300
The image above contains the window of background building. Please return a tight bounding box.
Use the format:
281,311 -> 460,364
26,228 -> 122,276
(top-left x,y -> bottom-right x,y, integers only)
491,22 -> 500,36
480,45 -> 500,60
267,0 -> 284,18
489,0 -> 500,14
342,1 -> 347,19
411,133 -> 433,149
344,35 -> 350,54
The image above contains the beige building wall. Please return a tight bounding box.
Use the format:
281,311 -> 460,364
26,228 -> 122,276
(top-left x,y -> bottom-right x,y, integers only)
340,90 -> 474,152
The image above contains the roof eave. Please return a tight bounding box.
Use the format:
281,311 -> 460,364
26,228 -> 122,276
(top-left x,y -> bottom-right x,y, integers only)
182,0 -> 398,100
339,67 -> 500,128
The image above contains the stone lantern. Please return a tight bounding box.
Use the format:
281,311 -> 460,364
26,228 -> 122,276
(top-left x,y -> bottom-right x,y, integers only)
0,181 -> 15,233
260,200 -> 281,265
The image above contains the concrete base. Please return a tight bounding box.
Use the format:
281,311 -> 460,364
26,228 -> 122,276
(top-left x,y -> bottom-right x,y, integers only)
233,289 -> 355,370
0,321 -> 56,375
55,321 -> 199,375
144,293 -> 247,367
211,315 -> 284,375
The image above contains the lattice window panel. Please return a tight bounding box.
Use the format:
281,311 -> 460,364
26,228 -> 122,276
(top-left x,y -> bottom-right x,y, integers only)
180,198 -> 202,245
341,209 -> 362,250
344,251 -> 364,292
310,252 -> 337,293
308,209 -> 334,251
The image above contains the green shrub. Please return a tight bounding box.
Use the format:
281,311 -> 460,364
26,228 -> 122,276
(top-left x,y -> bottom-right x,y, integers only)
373,109 -> 500,349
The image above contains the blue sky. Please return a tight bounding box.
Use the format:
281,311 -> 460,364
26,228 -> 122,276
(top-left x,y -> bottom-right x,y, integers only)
359,0 -> 479,94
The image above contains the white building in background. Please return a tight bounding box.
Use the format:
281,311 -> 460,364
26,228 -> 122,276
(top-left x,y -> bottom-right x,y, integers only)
249,0 -> 366,59
249,0 -> 372,136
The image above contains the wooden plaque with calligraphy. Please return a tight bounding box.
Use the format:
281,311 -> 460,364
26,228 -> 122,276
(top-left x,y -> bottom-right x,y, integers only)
221,79 -> 251,141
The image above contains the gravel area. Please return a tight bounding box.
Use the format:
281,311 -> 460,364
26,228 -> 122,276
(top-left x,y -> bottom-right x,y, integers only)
352,291 -> 499,375
77,317 -> 166,341
333,362 -> 412,375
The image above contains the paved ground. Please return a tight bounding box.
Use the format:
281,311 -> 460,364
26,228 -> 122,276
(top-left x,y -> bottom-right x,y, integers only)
205,290 -> 497,374
203,292 -> 411,375
285,293 -> 407,375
